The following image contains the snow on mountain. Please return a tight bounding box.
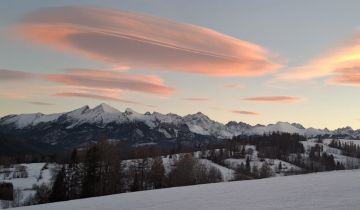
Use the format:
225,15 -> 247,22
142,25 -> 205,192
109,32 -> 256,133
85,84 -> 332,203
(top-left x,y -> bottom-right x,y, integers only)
152,112 -> 183,125
226,121 -> 252,136
291,123 -> 305,129
0,112 -> 63,129
63,104 -> 126,128
0,103 -> 358,138
62,105 -> 89,119
332,126 -> 360,138
247,121 -> 327,136
183,112 -> 232,138
124,107 -> 157,128
303,127 -> 328,136
96,103 -> 121,113
239,122 -> 328,137
250,122 -> 304,135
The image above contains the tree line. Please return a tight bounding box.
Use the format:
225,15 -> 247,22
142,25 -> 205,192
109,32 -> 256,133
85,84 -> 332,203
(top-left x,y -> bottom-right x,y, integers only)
24,140 -> 223,205
329,139 -> 360,158
2,133 -> 359,208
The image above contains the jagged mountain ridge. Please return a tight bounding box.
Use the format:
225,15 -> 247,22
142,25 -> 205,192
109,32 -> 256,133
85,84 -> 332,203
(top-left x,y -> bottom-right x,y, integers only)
0,103 -> 359,148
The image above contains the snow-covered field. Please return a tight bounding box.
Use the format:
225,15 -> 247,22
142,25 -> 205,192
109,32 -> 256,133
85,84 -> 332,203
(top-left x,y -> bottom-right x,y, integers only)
323,138 -> 360,146
0,163 -> 55,206
123,155 -> 235,181
13,169 -> 360,210
302,139 -> 360,168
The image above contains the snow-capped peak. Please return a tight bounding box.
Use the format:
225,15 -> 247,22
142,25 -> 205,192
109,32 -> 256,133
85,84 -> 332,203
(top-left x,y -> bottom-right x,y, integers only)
193,112 -> 209,119
183,112 -> 233,138
250,121 -> 302,135
124,108 -> 138,115
0,104 -> 358,139
92,103 -> 120,113
65,105 -> 90,118
291,123 -> 305,129
0,112 -> 63,128
62,104 -> 126,128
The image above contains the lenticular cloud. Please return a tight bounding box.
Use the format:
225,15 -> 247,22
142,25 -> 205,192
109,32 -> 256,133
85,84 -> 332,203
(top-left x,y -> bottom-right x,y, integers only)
17,6 -> 280,77
279,34 -> 360,86
45,68 -> 175,95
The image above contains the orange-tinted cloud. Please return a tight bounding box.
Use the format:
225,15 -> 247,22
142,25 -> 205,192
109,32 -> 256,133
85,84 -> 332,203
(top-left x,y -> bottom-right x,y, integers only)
145,104 -> 158,108
223,83 -> 243,89
45,69 -> 175,95
242,96 -> 303,103
0,70 -> 55,103
55,92 -> 157,107
182,97 -> 210,102
328,67 -> 360,86
279,34 -> 360,86
0,92 -> 28,99
231,110 -> 259,115
28,101 -> 54,106
54,92 -> 139,104
16,6 -> 281,77
0,67 -> 173,106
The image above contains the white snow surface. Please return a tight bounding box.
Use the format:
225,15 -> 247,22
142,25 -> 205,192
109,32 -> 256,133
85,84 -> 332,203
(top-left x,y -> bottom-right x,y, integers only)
249,122 -> 326,136
0,113 -> 63,129
0,163 -> 55,205
323,138 -> 360,146
13,169 -> 360,210
199,159 -> 234,181
301,139 -> 360,168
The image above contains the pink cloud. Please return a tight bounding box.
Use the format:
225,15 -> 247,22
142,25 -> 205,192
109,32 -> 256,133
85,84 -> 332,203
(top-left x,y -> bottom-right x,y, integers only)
54,92 -> 139,104
28,101 -> 54,106
55,92 -> 157,107
16,6 -> 281,77
231,110 -> 259,115
242,96 -> 303,103
223,83 -> 243,89
145,104 -> 158,108
44,69 -> 175,95
182,97 -> 210,102
0,67 -> 174,105
328,67 -> 360,86
0,92 -> 28,99
279,34 -> 360,86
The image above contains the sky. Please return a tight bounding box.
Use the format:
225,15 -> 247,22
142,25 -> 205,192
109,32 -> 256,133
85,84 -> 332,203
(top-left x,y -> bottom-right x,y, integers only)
0,0 -> 359,129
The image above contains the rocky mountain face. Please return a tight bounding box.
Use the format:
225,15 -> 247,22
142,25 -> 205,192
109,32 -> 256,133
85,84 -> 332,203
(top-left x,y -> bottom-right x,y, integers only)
0,103 -> 359,149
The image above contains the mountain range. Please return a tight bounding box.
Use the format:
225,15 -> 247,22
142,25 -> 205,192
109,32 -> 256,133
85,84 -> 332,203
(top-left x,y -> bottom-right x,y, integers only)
0,103 -> 359,149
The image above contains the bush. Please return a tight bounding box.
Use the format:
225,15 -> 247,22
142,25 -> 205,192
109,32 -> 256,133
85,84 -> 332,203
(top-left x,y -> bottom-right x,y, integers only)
0,182 -> 13,200
167,154 -> 223,187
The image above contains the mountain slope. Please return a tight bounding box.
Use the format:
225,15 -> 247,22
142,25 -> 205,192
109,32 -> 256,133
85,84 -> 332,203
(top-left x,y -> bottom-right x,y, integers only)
0,103 -> 359,149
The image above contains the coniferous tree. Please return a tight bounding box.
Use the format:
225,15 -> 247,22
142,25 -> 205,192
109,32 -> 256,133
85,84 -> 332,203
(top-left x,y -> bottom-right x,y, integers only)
131,173 -> 140,192
50,166 -> 67,202
259,162 -> 272,178
82,145 -> 100,198
68,149 -> 81,199
245,156 -> 251,174
34,184 -> 52,204
167,154 -> 196,187
252,165 -> 259,179
149,157 -> 165,189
